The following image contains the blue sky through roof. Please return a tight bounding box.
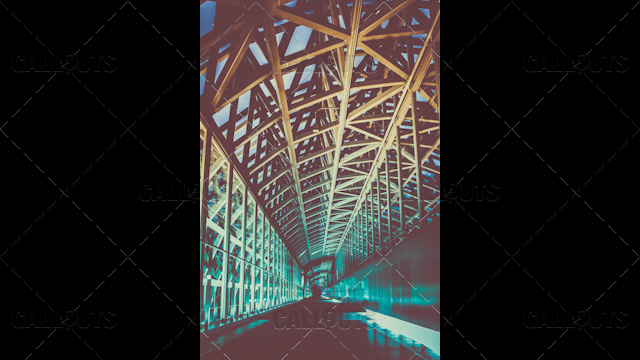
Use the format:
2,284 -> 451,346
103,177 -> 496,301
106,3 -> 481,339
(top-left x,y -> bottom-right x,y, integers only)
299,64 -> 316,85
285,26 -> 313,56
200,2 -> 216,38
283,72 -> 296,90
215,57 -> 228,83
249,42 -> 269,66
213,103 -> 231,127
237,91 -> 251,113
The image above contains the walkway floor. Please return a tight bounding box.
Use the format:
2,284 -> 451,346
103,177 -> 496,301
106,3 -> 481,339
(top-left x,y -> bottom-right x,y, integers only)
201,298 -> 439,360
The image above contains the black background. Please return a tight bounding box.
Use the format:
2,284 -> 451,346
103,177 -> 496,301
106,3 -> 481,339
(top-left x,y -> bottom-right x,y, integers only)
1,0 -> 639,359
1,0 -> 199,358
441,0 -> 640,359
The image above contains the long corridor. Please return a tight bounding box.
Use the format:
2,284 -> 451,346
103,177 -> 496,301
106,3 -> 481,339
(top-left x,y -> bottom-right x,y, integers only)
201,0 -> 440,358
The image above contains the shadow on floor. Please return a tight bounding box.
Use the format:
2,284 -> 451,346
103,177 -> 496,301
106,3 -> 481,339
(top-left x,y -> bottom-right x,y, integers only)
201,298 -> 438,360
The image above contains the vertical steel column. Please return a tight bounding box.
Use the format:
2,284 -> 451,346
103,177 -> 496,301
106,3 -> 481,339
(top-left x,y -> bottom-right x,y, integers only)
349,229 -> 352,270
376,168 -> 382,250
277,240 -> 280,305
364,191 -> 368,258
355,214 -> 359,264
285,251 -> 288,302
284,243 -> 286,302
364,198 -> 371,258
200,131 -> 211,328
267,224 -> 271,309
352,227 -> 355,267
259,210 -> 265,311
368,188 -> 373,255
200,131 -> 211,241
364,192 -> 369,258
372,176 -> 377,253
289,254 -> 292,301
273,229 -> 276,306
270,226 -> 274,309
251,199 -> 257,313
355,214 -> 358,264
239,185 -> 247,316
274,237 -> 276,307
411,93 -> 423,221
281,242 -> 284,303
344,226 -> 353,273
358,211 -> 367,265
358,212 -> 363,264
221,165 -> 233,320
264,223 -> 270,310
268,229 -> 272,309
281,240 -> 284,304
396,126 -> 404,233
276,239 -> 279,305
353,228 -> 356,269
279,239 -> 282,305
273,235 -> 276,307
274,236 -> 277,306
277,237 -> 280,306
351,219 -> 354,266
385,150 -> 392,243
288,254 -> 290,302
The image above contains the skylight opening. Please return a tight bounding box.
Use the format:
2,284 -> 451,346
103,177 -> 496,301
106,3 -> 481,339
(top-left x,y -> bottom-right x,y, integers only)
249,42 -> 269,66
233,119 -> 248,142
259,83 -> 271,99
276,32 -> 284,46
200,1 -> 216,38
213,103 -> 231,127
299,64 -> 316,85
285,26 -> 313,57
283,71 -> 296,90
215,57 -> 228,83
200,72 -> 206,96
237,91 -> 251,113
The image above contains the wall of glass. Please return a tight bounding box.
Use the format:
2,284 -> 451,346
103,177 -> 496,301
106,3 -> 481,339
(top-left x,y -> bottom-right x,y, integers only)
200,122 -> 305,331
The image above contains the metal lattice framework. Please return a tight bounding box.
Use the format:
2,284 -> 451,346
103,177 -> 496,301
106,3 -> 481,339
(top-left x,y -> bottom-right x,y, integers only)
200,123 -> 307,330
201,0 -> 439,306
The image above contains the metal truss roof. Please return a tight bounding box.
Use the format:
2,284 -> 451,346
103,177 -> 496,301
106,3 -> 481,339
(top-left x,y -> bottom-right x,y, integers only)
200,0 -> 440,278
